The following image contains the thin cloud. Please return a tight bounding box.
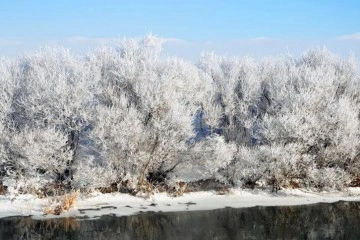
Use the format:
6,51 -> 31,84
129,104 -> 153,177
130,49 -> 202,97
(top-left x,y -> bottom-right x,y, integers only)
228,37 -> 279,45
67,36 -> 90,43
249,37 -> 278,42
163,38 -> 191,45
0,38 -> 22,46
336,32 -> 360,40
66,36 -> 118,45
66,36 -> 190,46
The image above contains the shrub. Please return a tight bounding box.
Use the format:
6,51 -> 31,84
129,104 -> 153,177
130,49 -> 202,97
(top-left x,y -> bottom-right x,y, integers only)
0,37 -> 359,194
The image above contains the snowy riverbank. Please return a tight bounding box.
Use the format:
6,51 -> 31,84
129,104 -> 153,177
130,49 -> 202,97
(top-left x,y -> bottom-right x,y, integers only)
1,188 -> 360,220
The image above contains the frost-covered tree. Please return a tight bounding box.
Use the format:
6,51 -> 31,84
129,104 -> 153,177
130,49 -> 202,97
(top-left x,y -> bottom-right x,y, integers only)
196,49 -> 360,190
0,48 -> 95,191
0,37 -> 359,194
260,49 -> 360,189
77,35 -> 234,191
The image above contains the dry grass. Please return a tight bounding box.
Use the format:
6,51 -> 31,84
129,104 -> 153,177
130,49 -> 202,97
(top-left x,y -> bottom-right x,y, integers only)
169,181 -> 190,197
43,191 -> 79,215
133,179 -> 167,198
133,179 -> 156,198
37,183 -> 70,198
280,179 -> 302,189
97,182 -> 119,194
0,184 -> 7,195
215,186 -> 231,195
349,176 -> 360,187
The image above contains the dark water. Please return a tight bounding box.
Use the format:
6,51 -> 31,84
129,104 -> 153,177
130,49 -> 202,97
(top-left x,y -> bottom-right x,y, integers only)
1,201 -> 360,240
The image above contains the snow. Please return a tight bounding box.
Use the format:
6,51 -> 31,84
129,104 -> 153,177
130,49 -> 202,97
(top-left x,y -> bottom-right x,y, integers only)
1,188 -> 360,220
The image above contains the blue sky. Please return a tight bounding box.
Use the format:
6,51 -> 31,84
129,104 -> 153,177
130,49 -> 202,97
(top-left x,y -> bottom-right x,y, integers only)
1,0 -> 360,59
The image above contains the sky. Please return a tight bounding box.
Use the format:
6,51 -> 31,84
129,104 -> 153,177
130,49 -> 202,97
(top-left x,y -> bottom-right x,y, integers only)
1,0 -> 360,60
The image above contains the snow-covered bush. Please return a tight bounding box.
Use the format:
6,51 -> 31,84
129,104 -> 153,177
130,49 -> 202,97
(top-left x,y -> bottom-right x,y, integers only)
0,48 -> 94,191
195,48 -> 360,190
258,49 -> 360,189
2,127 -> 73,192
79,36 -> 233,191
0,37 -> 359,193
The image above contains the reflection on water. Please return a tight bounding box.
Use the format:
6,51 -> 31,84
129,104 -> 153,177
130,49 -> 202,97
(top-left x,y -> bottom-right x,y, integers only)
1,201 -> 360,240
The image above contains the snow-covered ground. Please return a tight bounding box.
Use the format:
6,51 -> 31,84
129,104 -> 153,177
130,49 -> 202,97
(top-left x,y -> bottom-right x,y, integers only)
1,188 -> 360,220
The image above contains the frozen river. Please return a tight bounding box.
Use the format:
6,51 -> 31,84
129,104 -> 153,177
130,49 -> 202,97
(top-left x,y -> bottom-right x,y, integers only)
1,201 -> 360,239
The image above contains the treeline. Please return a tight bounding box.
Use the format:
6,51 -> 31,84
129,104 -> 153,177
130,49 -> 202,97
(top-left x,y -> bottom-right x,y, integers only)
0,35 -> 359,195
